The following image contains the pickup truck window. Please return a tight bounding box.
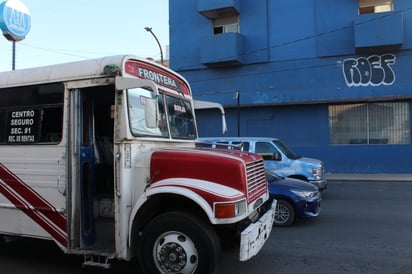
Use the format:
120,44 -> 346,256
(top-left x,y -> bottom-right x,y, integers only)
273,139 -> 300,160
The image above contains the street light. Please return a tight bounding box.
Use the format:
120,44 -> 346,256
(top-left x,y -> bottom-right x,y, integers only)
144,27 -> 164,65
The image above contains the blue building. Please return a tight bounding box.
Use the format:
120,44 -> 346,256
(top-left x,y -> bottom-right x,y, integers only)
169,0 -> 412,174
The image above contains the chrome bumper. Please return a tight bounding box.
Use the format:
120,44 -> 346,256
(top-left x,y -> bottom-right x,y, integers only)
310,178 -> 327,191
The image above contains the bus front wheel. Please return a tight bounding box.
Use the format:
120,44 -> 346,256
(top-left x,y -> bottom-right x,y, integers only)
139,212 -> 220,274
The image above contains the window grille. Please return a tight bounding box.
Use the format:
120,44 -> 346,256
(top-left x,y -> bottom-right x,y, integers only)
329,101 -> 410,144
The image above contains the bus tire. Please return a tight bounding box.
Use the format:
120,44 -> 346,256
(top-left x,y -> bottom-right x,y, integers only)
139,211 -> 220,274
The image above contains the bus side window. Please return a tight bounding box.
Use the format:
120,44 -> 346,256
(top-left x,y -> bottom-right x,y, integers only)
40,107 -> 63,143
0,111 -> 5,143
0,83 -> 64,145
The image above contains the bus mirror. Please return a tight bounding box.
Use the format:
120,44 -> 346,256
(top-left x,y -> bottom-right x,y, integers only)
144,97 -> 159,128
193,100 -> 228,134
115,76 -> 159,97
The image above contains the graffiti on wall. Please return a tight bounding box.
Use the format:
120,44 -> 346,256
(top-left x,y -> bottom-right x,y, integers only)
341,53 -> 396,87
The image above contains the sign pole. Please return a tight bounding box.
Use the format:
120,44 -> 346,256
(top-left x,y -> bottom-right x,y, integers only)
12,41 -> 15,70
0,0 -> 31,71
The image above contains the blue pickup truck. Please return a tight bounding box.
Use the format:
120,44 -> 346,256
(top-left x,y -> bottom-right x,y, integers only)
197,137 -> 327,191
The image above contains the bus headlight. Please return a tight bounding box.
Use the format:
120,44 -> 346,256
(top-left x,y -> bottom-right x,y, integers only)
214,199 -> 246,218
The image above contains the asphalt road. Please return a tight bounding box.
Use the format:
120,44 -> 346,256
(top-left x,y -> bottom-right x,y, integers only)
219,180 -> 412,274
0,179 -> 411,274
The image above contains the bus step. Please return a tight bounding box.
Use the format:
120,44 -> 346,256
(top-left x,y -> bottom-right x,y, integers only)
82,254 -> 111,269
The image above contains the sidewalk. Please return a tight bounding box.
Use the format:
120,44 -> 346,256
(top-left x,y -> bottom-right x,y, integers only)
325,173 -> 412,181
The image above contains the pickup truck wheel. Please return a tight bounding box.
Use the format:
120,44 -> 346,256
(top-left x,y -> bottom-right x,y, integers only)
139,212 -> 220,274
274,200 -> 295,226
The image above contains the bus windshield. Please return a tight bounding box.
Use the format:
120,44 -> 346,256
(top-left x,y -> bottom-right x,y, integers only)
127,87 -> 196,139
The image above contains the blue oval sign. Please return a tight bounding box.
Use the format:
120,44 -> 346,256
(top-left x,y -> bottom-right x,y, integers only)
0,0 -> 31,41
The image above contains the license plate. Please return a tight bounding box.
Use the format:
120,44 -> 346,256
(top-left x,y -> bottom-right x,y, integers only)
239,199 -> 276,261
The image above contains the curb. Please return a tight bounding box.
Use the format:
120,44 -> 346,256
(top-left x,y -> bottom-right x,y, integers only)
325,174 -> 412,181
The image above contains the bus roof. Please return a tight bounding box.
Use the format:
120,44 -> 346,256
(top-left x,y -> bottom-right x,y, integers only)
0,55 -> 184,89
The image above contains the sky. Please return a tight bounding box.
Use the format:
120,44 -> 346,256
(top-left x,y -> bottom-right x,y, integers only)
0,0 -> 169,72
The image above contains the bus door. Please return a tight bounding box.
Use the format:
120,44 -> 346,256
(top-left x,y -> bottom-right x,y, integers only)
71,85 -> 116,251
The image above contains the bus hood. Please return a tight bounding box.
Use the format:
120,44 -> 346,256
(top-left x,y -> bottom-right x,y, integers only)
150,147 -> 266,198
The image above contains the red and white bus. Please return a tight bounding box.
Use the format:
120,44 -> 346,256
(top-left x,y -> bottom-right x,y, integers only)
0,55 -> 275,273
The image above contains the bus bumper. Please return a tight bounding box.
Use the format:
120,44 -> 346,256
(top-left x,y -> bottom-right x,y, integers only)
239,199 -> 276,261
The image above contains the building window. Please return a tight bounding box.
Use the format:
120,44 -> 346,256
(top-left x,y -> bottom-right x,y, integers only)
213,16 -> 239,35
359,0 -> 393,15
329,101 -> 410,145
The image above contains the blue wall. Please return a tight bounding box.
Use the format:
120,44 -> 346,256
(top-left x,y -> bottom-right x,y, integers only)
170,0 -> 412,174
196,103 -> 412,174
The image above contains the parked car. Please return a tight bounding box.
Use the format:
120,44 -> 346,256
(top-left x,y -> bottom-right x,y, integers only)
266,170 -> 321,226
197,137 -> 327,191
